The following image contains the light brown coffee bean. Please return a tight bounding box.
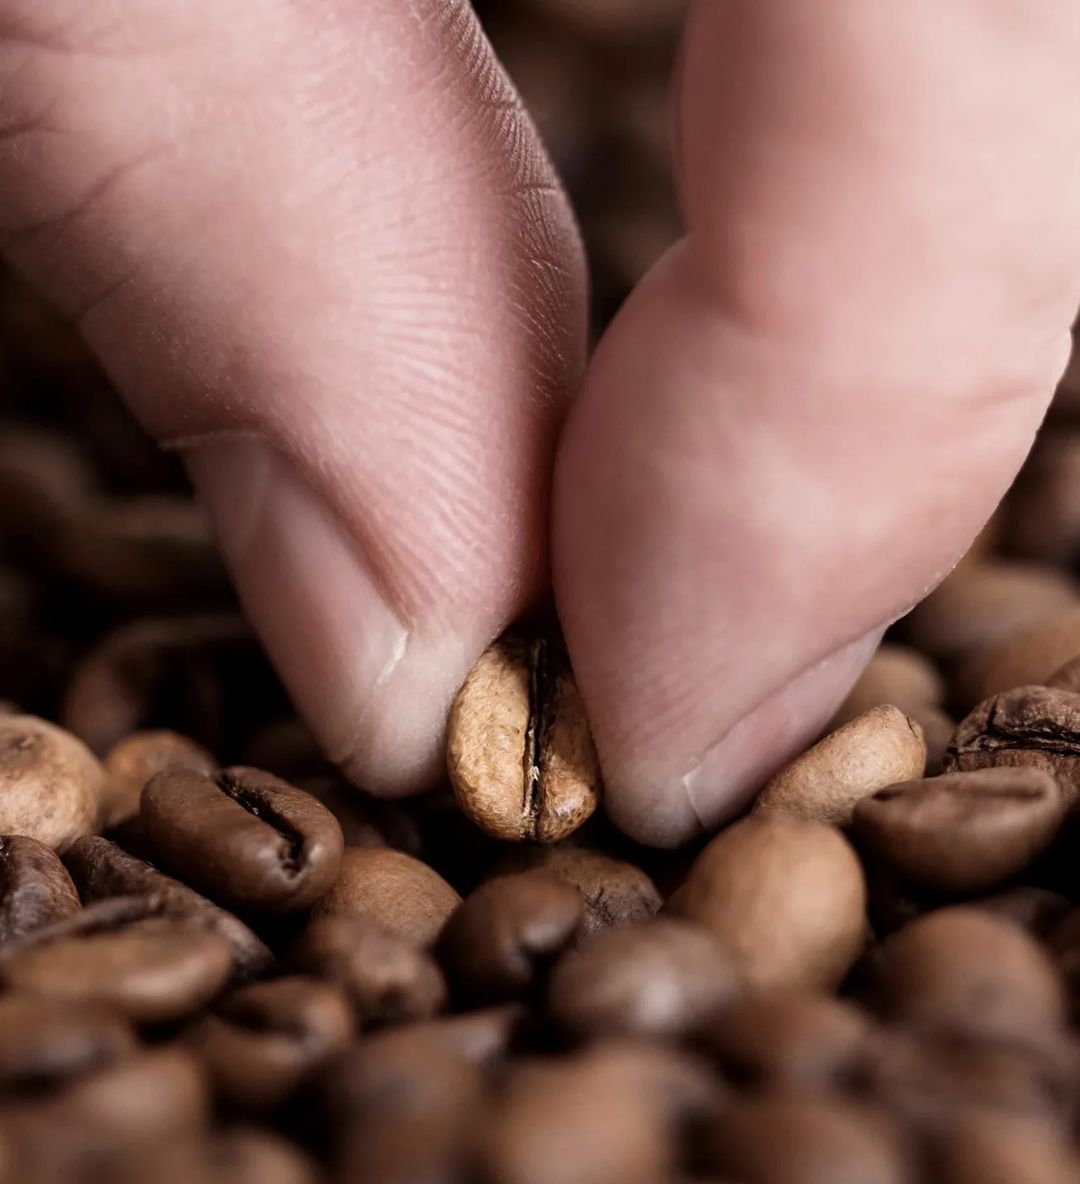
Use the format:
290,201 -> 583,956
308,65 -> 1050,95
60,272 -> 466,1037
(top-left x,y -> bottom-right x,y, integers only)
477,1041 -> 717,1184
312,848 -> 461,945
493,844 -> 662,938
667,815 -> 866,990
291,914 -> 447,1026
831,646 -> 943,726
701,1092 -> 910,1184
0,897 -> 233,1024
903,559 -> 1078,661
952,605 -> 1080,708
0,834 -> 81,942
102,730 -> 215,828
947,685 -> 1080,801
65,836 -> 272,980
853,767 -> 1067,892
548,918 -> 740,1041
186,976 -> 355,1111
446,632 -> 600,842
871,907 -> 1067,1041
754,706 -> 926,826
930,1111 -> 1080,1184
703,990 -> 872,1093
0,714 -> 103,849
436,872 -> 583,1005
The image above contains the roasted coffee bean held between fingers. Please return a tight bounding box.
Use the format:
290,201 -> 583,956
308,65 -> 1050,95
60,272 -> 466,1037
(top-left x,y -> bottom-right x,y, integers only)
447,631 -> 601,842
548,917 -> 740,1041
0,714 -> 103,849
313,848 -> 461,945
755,705 -> 926,826
853,767 -> 1067,893
667,815 -> 867,990
290,914 -> 447,1026
186,976 -> 355,1111
64,836 -> 273,979
141,767 -> 344,912
0,834 -> 81,941
436,872 -> 583,1005
0,896 -> 233,1023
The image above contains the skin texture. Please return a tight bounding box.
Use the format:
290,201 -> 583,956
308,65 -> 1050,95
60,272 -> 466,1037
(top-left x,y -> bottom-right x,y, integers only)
1,2 -> 1079,846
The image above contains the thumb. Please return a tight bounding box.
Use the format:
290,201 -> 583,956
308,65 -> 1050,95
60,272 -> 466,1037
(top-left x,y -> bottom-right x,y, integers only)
554,0 -> 1080,846
0,0 -> 585,794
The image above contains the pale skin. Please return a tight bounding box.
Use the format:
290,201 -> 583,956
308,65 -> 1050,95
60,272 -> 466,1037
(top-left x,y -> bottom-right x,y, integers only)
1,1 -> 1078,847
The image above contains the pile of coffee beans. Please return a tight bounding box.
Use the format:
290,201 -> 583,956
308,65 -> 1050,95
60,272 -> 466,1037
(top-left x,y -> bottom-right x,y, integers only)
0,2 -> 1079,1181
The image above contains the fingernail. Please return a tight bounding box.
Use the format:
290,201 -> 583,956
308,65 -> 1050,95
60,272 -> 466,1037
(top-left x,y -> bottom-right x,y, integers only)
604,629 -> 884,847
182,436 -> 459,796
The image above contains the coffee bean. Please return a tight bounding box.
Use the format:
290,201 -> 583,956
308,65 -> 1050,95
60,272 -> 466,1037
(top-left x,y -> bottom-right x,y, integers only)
702,989 -> 872,1093
929,1110 -> 1080,1184
952,605 -> 1080,708
323,1026 -> 484,1184
208,1127 -> 321,1184
903,559 -> 1078,661
436,872 -> 583,1005
102,730 -> 215,828
947,685 -> 1080,801
548,917 -> 740,1041
0,994 -> 135,1095
141,767 -> 344,912
291,914 -> 447,1026
870,907 -> 1067,1041
0,714 -> 103,849
312,848 -> 461,945
447,631 -> 600,842
667,815 -> 867,990
853,767 -> 1067,893
755,705 -> 926,826
701,1091 -> 910,1184
831,645 -> 944,726
476,1041 -> 717,1184
0,896 -> 233,1023
186,976 -> 354,1112
492,845 -> 661,938
65,835 -> 273,979
0,834 -> 81,941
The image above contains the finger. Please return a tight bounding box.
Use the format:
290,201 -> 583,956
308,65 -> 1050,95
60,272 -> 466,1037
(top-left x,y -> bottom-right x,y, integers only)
0,0 -> 586,795
554,0 -> 1080,845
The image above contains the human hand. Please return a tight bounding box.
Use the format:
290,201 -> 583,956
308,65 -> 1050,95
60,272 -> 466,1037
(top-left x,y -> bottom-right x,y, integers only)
2,1 -> 1077,846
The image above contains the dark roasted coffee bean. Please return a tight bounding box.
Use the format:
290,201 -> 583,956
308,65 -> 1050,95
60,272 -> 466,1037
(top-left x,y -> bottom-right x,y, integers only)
186,976 -> 354,1112
102,730 -> 215,828
701,1091 -> 911,1184
493,845 -> 661,938
0,713 -> 103,849
870,907 -> 1067,1041
0,994 -> 135,1094
667,815 -> 866,991
929,1110 -> 1080,1184
948,685 -> 1080,801
65,835 -> 272,978
208,1127 -> 322,1184
141,767 -> 343,912
702,990 -> 872,1093
291,914 -> 446,1027
313,847 -> 461,945
476,1041 -> 718,1184
853,767 -> 1067,892
0,834 -> 81,941
548,918 -> 740,1041
0,896 -> 232,1023
436,872 -> 583,1005
323,1026 -> 484,1184
447,631 -> 600,842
